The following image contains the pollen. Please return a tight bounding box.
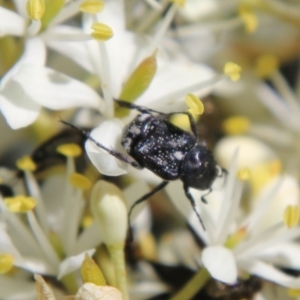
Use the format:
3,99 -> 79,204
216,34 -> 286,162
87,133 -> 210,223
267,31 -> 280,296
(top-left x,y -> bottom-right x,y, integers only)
91,23 -> 114,41
237,168 -> 251,181
269,159 -> 282,176
82,215 -> 94,229
80,0 -> 104,13
284,205 -> 300,228
57,143 -> 82,157
225,227 -> 247,249
224,62 -> 242,81
185,94 -> 204,115
223,116 -> 250,135
238,5 -> 258,33
4,195 -> 37,213
26,0 -> 45,20
81,253 -> 106,286
69,173 -> 92,190
0,254 -> 14,274
16,156 -> 37,171
255,55 -> 279,79
170,0 -> 186,7
288,288 -> 300,297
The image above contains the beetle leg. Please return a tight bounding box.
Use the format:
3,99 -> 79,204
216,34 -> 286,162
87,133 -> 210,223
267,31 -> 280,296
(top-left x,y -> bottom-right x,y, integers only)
114,99 -> 163,115
128,181 -> 169,233
167,111 -> 198,138
61,120 -> 143,169
200,188 -> 213,204
183,184 -> 206,230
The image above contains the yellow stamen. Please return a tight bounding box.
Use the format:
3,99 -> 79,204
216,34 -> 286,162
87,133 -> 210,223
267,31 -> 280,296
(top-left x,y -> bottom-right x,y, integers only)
91,23 -> 113,41
185,94 -> 204,115
225,227 -> 247,249
237,168 -> 251,181
117,51 -> 157,117
170,113 -> 199,132
238,5 -> 258,33
81,253 -> 106,286
284,205 -> 300,228
16,156 -> 37,171
223,116 -> 250,135
69,173 -> 92,190
4,196 -> 36,213
255,55 -> 279,79
224,62 -> 242,81
26,0 -> 45,21
26,0 -> 45,20
288,288 -> 300,297
41,0 -> 64,31
80,0 -> 104,13
57,143 -> 82,158
170,0 -> 185,7
269,159 -> 282,176
138,233 -> 157,261
0,254 -> 14,274
82,215 -> 94,229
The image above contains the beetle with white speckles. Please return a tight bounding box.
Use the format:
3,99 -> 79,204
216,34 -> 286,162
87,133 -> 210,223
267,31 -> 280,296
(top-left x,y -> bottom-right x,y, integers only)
62,100 -> 226,229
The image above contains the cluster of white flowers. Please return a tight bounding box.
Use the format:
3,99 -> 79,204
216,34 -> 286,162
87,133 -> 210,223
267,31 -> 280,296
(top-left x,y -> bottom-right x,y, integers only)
1,0 -> 300,299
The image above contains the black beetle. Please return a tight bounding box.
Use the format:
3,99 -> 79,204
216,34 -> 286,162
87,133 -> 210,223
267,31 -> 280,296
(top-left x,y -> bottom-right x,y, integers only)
62,100 -> 225,229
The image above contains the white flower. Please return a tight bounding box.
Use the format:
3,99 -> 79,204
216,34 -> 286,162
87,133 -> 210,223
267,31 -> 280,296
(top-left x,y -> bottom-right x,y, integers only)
165,144 -> 300,288
0,2 -> 103,129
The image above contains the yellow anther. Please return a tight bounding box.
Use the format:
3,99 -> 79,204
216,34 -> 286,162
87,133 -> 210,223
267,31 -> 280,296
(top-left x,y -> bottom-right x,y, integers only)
269,159 -> 282,176
288,288 -> 300,297
56,143 -> 82,158
237,168 -> 251,181
255,55 -> 279,79
284,205 -> 300,228
26,0 -> 45,20
170,0 -> 185,6
117,51 -> 157,117
0,254 -> 14,274
4,196 -> 36,213
82,215 -> 94,229
80,0 -> 104,13
91,23 -> 113,41
238,5 -> 258,33
81,253 -> 106,286
223,116 -> 250,135
224,62 -> 242,81
16,156 -> 37,172
69,173 -> 92,190
225,227 -> 247,249
185,94 -> 204,115
139,233 -> 157,261
170,113 -> 199,132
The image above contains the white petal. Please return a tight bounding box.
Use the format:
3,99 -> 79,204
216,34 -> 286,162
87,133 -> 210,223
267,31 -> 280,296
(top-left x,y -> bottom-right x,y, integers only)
44,25 -> 94,72
253,175 -> 299,232
0,276 -> 36,300
136,63 -> 216,110
258,243 -> 300,269
240,260 -> 300,288
1,37 -> 46,87
58,249 -> 95,279
0,81 -> 40,129
12,64 -> 103,111
14,256 -> 57,275
202,246 -> 237,284
0,223 -> 21,257
0,7 -> 26,37
75,222 -> 102,255
215,136 -> 277,170
85,119 -> 128,176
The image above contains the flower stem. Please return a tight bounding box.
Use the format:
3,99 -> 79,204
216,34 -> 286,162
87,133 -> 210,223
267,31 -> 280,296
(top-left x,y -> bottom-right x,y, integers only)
170,268 -> 210,300
107,243 -> 129,300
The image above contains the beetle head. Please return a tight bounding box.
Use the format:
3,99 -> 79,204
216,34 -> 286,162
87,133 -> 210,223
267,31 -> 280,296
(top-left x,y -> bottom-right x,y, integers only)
180,145 -> 217,190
